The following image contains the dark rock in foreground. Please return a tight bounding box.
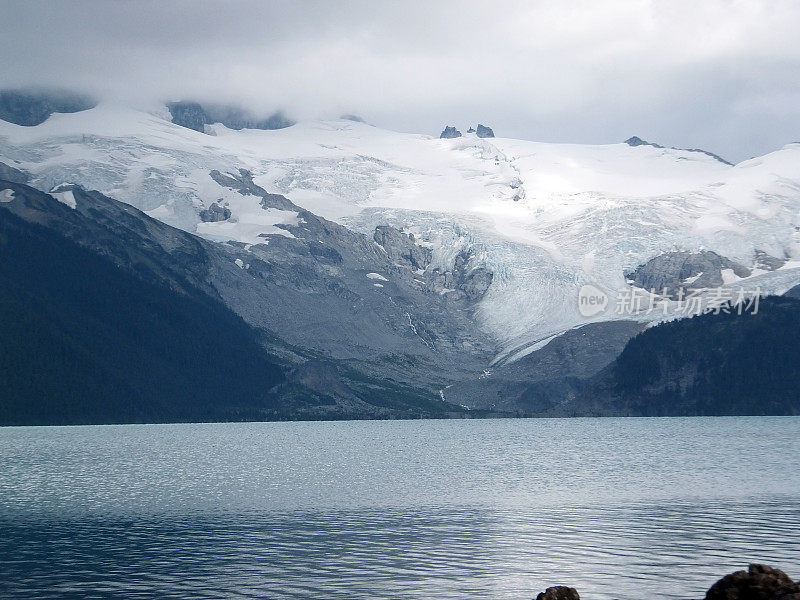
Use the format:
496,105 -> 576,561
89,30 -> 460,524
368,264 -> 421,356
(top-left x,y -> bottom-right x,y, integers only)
705,564 -> 800,600
440,126 -> 462,139
534,564 -> 799,600
535,585 -> 580,600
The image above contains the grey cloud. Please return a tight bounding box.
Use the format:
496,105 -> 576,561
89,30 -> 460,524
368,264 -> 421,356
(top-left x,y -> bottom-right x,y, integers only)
1,0 -> 798,161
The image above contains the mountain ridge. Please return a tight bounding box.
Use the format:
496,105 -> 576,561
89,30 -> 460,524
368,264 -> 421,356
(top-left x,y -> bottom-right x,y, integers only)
2,101 -> 800,422
2,176 -> 798,422
4,102 -> 798,361
0,178 -> 474,424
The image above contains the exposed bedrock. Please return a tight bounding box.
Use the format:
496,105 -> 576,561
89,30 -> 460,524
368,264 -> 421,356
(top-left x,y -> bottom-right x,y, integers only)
208,169 -> 296,210
0,89 -> 96,126
426,250 -> 493,301
167,101 -> 294,133
166,101 -> 206,132
475,123 -> 495,138
199,201 -> 231,222
373,225 -> 493,301
373,225 -> 431,270
439,125 -> 462,139
754,249 -> 787,272
0,161 -> 31,184
625,250 -> 751,298
624,135 -> 733,165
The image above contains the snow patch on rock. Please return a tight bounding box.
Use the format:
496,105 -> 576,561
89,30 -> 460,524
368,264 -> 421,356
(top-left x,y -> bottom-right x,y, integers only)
49,184 -> 76,209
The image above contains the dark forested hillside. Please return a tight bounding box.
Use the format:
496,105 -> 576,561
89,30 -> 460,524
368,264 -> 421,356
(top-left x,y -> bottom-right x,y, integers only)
0,208 -> 288,425
0,181 -> 458,425
576,296 -> 800,416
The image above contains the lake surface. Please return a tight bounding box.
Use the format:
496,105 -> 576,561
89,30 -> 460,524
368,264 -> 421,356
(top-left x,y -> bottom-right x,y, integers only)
1,417 -> 798,599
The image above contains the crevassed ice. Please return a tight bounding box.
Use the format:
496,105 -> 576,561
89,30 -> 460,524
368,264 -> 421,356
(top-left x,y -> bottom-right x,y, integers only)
2,105 -> 799,358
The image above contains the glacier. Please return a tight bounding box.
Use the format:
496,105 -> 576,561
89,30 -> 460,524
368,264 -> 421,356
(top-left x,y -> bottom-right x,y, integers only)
1,102 -> 799,364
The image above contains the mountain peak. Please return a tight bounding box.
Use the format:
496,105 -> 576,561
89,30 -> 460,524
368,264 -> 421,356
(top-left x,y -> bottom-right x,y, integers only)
625,135 -> 658,147
625,135 -> 732,165
440,125 -> 462,139
476,124 -> 495,138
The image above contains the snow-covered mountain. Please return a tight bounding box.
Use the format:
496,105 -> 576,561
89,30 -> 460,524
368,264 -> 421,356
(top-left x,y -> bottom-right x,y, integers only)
2,102 -> 799,367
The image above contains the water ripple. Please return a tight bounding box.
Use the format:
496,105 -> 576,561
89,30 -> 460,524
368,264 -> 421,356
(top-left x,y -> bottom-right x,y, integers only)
1,418 -> 799,599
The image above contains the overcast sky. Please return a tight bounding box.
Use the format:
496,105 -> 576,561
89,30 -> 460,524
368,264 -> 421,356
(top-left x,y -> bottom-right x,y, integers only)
1,0 -> 798,161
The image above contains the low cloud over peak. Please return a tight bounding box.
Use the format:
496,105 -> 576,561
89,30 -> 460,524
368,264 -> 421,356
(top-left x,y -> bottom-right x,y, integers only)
1,0 -> 798,161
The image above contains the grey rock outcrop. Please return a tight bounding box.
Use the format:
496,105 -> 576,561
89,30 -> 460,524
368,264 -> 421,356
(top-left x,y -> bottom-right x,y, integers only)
167,101 -> 206,132
685,147 -> 734,165
625,135 -> 654,147
0,89 -> 96,126
440,126 -> 462,139
199,202 -> 231,222
460,266 -> 493,300
203,104 -> 293,130
208,169 -> 296,210
626,250 -> 750,298
754,249 -> 786,271
194,178 -> 495,388
535,586 -> 580,600
705,564 -> 800,600
167,101 -> 294,133
625,135 -> 733,165
467,127 -> 476,133
372,227 -> 494,302
373,225 -> 432,270
0,161 -> 31,184
426,250 -> 493,301
476,124 -> 495,138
